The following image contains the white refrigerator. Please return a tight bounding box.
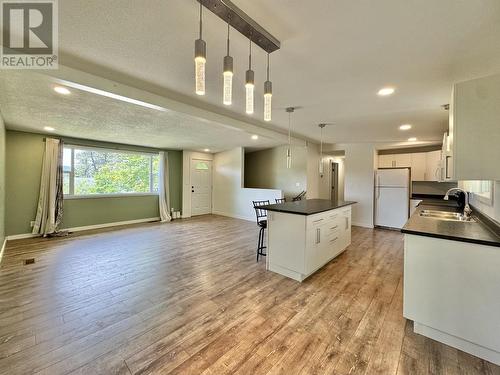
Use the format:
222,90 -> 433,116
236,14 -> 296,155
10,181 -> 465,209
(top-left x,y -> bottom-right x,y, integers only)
375,168 -> 410,229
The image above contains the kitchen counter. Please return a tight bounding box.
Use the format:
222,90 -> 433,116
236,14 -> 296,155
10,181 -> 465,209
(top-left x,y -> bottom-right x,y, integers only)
260,199 -> 356,215
402,204 -> 500,247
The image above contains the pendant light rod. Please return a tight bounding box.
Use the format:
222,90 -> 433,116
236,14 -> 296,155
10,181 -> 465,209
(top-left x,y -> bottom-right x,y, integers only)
198,0 -> 203,39
196,0 -> 280,53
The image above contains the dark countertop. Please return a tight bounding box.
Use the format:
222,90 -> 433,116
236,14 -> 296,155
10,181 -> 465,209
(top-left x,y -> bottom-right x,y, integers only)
260,199 -> 356,216
402,204 -> 500,247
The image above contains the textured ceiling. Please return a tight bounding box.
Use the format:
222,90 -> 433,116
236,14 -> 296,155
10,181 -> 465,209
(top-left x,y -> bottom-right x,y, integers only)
0,72 -> 284,152
51,0 -> 500,145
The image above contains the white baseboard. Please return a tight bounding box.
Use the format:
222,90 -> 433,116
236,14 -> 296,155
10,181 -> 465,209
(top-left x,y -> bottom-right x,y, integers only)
65,217 -> 160,232
0,238 -> 6,264
5,217 -> 161,241
212,210 -> 254,222
414,322 -> 500,366
5,233 -> 38,240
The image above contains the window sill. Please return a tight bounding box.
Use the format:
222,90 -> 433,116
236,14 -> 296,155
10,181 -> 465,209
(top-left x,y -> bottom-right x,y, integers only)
64,193 -> 159,200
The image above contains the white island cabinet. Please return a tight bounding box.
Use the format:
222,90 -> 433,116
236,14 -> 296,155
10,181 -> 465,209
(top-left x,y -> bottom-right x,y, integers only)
262,199 -> 355,282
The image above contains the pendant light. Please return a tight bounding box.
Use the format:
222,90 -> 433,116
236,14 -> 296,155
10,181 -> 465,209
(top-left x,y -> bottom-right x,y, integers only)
286,107 -> 295,168
222,19 -> 233,105
194,1 -> 206,95
318,124 -> 326,175
264,53 -> 272,121
245,35 -> 255,114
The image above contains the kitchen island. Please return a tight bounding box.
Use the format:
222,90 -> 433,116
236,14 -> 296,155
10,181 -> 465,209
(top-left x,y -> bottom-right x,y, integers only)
261,199 -> 356,282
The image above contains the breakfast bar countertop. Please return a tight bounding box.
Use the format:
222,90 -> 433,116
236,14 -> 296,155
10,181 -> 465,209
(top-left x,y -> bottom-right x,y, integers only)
260,199 -> 356,216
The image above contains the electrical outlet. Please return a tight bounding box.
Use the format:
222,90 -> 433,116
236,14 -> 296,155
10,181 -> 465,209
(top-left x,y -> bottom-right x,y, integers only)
295,182 -> 300,187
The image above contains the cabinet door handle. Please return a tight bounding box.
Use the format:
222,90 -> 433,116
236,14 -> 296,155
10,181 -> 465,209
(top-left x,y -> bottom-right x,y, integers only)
330,225 -> 338,230
330,237 -> 338,243
316,228 -> 321,244
313,218 -> 324,223
345,217 -> 349,230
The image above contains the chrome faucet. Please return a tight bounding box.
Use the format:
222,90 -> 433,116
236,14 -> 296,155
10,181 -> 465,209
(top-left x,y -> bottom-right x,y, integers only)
444,188 -> 472,218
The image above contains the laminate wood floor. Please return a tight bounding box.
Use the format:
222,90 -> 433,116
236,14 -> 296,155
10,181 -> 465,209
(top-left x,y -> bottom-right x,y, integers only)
0,215 -> 498,375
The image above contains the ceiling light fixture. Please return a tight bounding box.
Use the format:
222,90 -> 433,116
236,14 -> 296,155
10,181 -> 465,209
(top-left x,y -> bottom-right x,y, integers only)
194,0 -> 206,95
286,107 -> 295,169
317,123 -> 333,175
251,135 -> 259,140
408,137 -> 417,142
245,35 -> 255,115
264,53 -> 272,122
204,148 -> 210,152
400,124 -> 412,130
377,87 -> 395,96
54,86 -> 70,95
222,18 -> 233,105
44,126 -> 55,132
55,80 -> 168,112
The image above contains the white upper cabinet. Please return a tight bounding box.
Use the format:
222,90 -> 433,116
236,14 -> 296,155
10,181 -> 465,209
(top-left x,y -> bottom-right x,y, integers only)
447,73 -> 500,180
378,150 -> 442,181
410,153 -> 426,181
425,150 -> 442,182
379,153 -> 411,168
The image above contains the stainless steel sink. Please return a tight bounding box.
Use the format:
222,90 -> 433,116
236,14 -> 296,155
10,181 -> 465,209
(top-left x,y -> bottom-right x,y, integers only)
419,210 -> 476,222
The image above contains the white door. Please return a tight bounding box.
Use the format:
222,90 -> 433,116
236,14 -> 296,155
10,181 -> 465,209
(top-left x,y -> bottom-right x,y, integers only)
191,159 -> 212,216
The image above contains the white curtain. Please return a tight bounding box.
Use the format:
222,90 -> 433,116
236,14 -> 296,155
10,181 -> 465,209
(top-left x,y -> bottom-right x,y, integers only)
32,138 -> 64,236
158,151 -> 172,222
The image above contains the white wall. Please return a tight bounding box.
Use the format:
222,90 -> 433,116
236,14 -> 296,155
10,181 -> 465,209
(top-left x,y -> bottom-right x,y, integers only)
213,147 -> 282,221
339,144 -> 376,228
306,143 -> 320,199
182,151 -> 213,218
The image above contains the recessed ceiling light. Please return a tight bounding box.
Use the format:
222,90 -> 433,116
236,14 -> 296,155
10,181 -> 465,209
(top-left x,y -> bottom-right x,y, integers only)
54,86 -> 71,95
408,137 -> 417,142
251,135 -> 259,140
204,148 -> 210,152
400,124 -> 412,130
44,126 -> 55,132
377,87 -> 395,96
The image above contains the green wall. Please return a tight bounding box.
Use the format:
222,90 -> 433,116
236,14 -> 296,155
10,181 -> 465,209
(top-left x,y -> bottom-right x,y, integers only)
5,130 -> 182,235
245,145 -> 308,200
0,114 -> 5,246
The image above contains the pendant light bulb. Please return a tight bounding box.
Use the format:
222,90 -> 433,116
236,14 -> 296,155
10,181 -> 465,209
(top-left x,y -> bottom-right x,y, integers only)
264,53 -> 272,122
245,36 -> 254,114
194,1 -> 206,95
223,22 -> 233,105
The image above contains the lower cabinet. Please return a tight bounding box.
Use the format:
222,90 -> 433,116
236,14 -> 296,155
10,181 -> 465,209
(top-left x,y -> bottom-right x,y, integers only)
267,205 -> 352,282
304,207 -> 351,275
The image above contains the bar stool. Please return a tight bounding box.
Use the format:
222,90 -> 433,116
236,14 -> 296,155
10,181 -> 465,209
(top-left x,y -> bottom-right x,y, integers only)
275,198 -> 286,204
252,200 -> 269,262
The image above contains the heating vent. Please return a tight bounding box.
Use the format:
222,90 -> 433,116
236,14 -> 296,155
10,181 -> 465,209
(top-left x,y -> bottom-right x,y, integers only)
24,258 -> 35,265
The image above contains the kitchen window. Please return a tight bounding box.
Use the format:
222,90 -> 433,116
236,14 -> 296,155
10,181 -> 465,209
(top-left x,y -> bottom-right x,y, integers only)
63,145 -> 159,198
462,180 -> 494,206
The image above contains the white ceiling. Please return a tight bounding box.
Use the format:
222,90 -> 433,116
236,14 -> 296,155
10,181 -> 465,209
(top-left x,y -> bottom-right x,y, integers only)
2,0 -> 500,148
0,71 -> 284,152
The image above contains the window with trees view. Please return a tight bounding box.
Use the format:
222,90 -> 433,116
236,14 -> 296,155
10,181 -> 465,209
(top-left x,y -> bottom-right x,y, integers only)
63,145 -> 159,197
